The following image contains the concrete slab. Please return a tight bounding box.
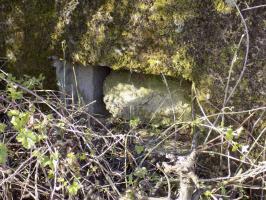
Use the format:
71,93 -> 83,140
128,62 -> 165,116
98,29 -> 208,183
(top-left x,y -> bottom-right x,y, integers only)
49,56 -> 110,116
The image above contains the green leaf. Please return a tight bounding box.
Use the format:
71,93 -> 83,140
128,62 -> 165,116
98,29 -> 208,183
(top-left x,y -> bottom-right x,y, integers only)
37,134 -> 47,141
67,181 -> 81,196
22,74 -> 44,89
67,152 -> 76,160
8,109 -> 20,117
232,142 -> 240,152
204,190 -> 212,197
7,84 -> 23,101
225,128 -> 234,141
36,151 -> 59,170
128,174 -> 134,185
0,143 -> 8,164
58,177 -> 65,183
16,129 -> 38,149
48,169 -> 55,179
0,72 -> 4,79
79,153 -> 87,161
134,167 -> 148,178
41,156 -> 54,168
0,123 -> 7,133
130,117 -> 140,128
32,150 -> 42,157
135,145 -> 144,154
50,151 -> 59,161
35,153 -> 54,169
10,111 -> 31,131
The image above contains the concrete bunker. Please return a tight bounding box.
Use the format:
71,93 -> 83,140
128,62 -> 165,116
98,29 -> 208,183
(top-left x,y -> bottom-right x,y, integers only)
50,57 -> 192,124
49,56 -> 110,116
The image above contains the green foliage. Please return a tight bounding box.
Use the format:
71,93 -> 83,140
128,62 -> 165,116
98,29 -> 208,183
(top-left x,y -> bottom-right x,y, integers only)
0,1 -> 264,199
204,190 -> 213,198
225,127 -> 234,141
130,117 -> 140,128
66,152 -> 80,173
40,156 -> 54,169
16,128 -> 38,149
135,145 -> 144,154
4,73 -> 44,101
232,142 -> 241,152
214,0 -> 234,14
67,181 -> 81,196
33,114 -> 52,134
9,110 -> 31,131
8,110 -> 45,149
0,143 -> 8,164
22,74 -> 45,90
0,123 -> 7,133
224,127 -> 245,152
127,174 -> 134,186
33,150 -> 59,170
7,83 -> 23,101
133,167 -> 148,178
78,153 -> 87,161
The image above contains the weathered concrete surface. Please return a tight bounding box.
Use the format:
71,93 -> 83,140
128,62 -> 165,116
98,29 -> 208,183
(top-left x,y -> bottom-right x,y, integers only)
103,71 -> 191,124
0,0 -> 265,121
50,57 -> 110,115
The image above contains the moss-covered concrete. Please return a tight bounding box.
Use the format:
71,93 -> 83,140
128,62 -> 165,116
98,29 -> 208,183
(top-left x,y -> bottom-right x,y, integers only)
57,0 -> 238,82
104,71 -> 191,124
0,0 -> 57,88
0,0 -> 265,119
62,0 -> 202,80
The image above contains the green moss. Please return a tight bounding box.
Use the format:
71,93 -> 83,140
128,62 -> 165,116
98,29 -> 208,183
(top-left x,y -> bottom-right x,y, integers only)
214,0 -> 233,14
2,0 -> 263,117
1,0 -> 57,88
171,48 -> 194,80
104,71 -> 191,124
68,0 -> 201,80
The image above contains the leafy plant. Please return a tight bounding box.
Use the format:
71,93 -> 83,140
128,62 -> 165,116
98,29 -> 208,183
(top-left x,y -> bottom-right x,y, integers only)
0,143 -> 8,164
33,150 -> 59,171
130,117 -> 140,128
8,110 -> 30,131
7,83 -> 23,101
135,145 -> 144,154
133,167 -> 148,179
8,110 -> 45,149
0,123 -> 7,133
225,127 -> 234,141
22,74 -> 44,89
16,128 -> 38,149
204,190 -> 213,199
67,181 -> 81,196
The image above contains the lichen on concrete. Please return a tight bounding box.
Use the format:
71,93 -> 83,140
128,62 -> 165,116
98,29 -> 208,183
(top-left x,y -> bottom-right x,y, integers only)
64,0 -> 202,80
1,0 -> 265,122
0,0 -> 57,88
104,71 -> 191,124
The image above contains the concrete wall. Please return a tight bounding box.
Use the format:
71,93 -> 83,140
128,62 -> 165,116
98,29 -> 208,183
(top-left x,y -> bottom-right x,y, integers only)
51,57 -> 191,124
50,56 -> 110,116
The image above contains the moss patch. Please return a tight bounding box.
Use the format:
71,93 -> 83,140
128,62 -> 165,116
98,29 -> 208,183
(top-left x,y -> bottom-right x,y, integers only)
1,0 -> 265,119
60,0 -> 204,80
104,71 -> 192,124
1,0 -> 57,88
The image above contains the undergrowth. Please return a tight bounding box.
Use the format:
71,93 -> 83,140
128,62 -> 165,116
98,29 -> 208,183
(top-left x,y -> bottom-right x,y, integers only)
0,1 -> 265,199
0,64 -> 265,200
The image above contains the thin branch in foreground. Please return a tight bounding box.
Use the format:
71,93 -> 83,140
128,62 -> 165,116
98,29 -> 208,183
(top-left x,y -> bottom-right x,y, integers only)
242,4 -> 266,11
